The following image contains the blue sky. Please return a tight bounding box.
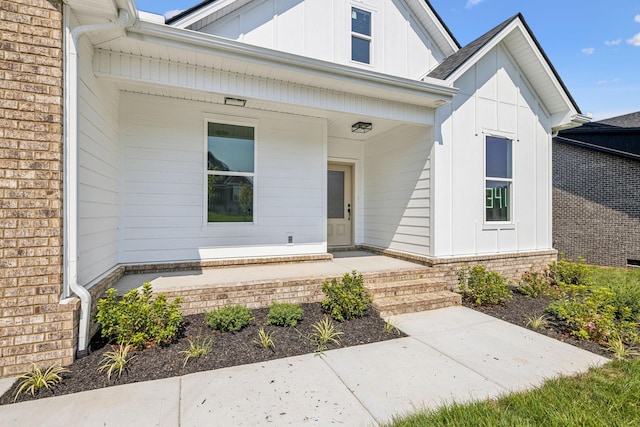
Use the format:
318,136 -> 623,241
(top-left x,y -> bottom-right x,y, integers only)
134,0 -> 639,120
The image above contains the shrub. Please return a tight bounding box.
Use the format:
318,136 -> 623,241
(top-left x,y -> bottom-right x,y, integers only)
610,282 -> 640,322
549,255 -> 590,286
458,265 -> 512,305
267,302 -> 304,327
14,364 -> 67,401
95,283 -> 183,349
518,269 -> 556,298
547,284 -> 638,344
205,305 -> 254,332
321,270 -> 373,322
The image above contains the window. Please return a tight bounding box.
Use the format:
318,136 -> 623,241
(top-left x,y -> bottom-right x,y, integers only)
485,135 -> 512,222
207,122 -> 255,223
351,7 -> 371,64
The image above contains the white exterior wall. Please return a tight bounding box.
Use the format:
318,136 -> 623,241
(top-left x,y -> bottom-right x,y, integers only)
363,125 -> 432,255
119,93 -> 327,263
77,36 -> 120,285
432,44 -> 552,257
198,0 -> 443,78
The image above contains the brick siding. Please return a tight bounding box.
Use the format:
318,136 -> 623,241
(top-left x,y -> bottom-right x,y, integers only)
553,141 -> 640,267
0,0 -> 78,377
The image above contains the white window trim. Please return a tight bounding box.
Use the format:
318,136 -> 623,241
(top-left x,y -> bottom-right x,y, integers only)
349,3 -> 375,67
483,131 -> 515,227
203,114 -> 259,226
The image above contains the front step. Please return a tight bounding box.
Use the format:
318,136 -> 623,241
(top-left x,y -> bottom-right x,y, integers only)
373,290 -> 461,317
366,278 -> 449,299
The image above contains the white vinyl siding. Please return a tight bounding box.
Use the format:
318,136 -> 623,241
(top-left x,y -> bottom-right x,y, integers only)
363,126 -> 432,255
77,35 -> 120,286
197,0 -> 442,79
119,93 -> 326,263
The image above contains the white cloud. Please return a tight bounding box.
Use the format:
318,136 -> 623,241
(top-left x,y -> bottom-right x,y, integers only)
465,0 -> 485,9
635,14 -> 640,23
164,9 -> 184,19
604,39 -> 622,46
596,80 -> 608,85
581,47 -> 595,55
627,33 -> 640,46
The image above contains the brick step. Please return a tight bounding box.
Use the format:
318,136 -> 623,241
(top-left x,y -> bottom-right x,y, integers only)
365,278 -> 449,299
374,290 -> 461,317
362,268 -> 434,284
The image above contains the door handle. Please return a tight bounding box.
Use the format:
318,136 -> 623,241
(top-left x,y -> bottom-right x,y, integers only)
347,204 -> 351,221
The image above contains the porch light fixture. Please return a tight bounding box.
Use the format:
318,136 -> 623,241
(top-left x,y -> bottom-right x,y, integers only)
351,121 -> 372,133
224,97 -> 247,107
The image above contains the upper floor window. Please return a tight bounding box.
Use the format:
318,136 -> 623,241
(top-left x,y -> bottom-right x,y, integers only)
207,122 -> 255,223
485,136 -> 512,222
351,7 -> 371,64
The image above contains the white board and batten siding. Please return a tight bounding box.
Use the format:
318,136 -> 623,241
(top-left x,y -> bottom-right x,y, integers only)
119,92 -> 327,264
196,0 -> 444,79
77,35 -> 121,286
432,44 -> 553,258
363,125 -> 433,256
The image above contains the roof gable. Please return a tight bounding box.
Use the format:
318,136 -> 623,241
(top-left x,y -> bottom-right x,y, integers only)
167,0 -> 459,57
428,13 -> 582,124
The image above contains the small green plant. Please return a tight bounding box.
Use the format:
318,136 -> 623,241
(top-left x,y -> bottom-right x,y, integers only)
205,304 -> 254,332
518,270 -> 555,298
181,336 -> 214,367
321,270 -> 373,322
526,314 -> 550,330
549,255 -> 591,286
458,265 -> 512,306
99,343 -> 134,380
548,284 -> 639,344
14,363 -> 68,401
383,318 -> 401,335
308,317 -> 343,353
606,337 -> 639,360
267,302 -> 304,327
254,328 -> 275,350
95,282 -> 183,349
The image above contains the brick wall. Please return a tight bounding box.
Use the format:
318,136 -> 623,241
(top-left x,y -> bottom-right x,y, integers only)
0,0 -> 79,378
553,141 -> 640,267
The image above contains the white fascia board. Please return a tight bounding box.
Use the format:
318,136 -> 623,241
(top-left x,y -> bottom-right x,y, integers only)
127,20 -> 458,102
169,0 -> 241,29
441,19 -> 579,121
407,0 -> 459,56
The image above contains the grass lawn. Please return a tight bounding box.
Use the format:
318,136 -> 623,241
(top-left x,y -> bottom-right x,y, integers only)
388,359 -> 640,427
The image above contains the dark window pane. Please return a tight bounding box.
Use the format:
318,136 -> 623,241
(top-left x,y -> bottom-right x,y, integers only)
328,170 -> 344,219
208,175 -> 253,223
207,123 -> 254,173
486,180 -> 510,222
352,8 -> 371,36
352,36 -> 370,64
486,136 -> 512,178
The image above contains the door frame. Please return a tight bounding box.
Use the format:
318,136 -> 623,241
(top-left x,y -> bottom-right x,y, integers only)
327,160 -> 356,248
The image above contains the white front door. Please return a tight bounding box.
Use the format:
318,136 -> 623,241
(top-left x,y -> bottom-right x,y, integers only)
327,163 -> 353,247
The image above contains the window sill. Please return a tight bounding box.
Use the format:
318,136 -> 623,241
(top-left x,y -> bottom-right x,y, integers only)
482,223 -> 516,231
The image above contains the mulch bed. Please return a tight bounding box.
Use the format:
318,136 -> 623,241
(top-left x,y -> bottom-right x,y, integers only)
2,292 -> 614,405
0,303 -> 404,405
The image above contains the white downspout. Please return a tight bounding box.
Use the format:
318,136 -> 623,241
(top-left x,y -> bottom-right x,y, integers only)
63,6 -> 131,357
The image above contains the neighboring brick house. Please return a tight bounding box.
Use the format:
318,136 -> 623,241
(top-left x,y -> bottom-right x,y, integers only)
553,112 -> 640,267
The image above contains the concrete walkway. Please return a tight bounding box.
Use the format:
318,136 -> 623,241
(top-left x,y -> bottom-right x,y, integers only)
0,307 -> 608,426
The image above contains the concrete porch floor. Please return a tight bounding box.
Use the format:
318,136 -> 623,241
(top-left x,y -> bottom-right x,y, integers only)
111,250 -> 425,295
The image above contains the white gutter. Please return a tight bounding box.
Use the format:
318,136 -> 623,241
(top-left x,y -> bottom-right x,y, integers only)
63,5 -> 131,357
